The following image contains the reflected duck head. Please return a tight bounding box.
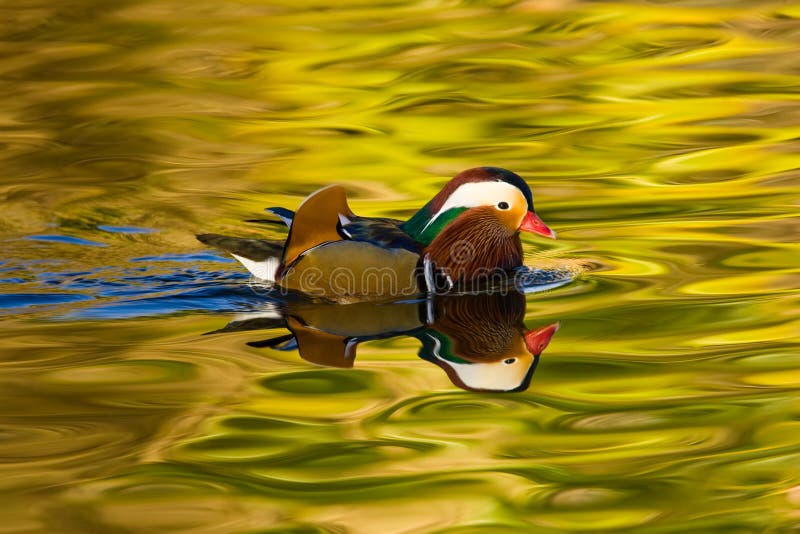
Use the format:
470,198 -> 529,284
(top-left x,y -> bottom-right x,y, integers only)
416,292 -> 559,392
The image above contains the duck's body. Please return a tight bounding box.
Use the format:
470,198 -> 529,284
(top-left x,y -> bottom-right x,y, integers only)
198,167 -> 556,300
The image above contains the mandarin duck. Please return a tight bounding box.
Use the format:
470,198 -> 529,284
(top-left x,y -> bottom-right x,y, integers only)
211,291 -> 559,393
198,167 -> 556,300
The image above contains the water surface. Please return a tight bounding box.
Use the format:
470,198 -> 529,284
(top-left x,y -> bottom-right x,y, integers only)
1,0 -> 799,532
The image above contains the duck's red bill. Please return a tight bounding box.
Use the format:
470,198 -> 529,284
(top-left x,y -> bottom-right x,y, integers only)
521,211 -> 557,239
524,322 -> 560,355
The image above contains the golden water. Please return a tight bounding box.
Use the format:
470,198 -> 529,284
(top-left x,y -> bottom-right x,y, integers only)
1,0 -> 799,531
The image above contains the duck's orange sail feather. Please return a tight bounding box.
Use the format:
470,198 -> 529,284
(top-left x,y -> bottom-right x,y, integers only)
281,185 -> 354,268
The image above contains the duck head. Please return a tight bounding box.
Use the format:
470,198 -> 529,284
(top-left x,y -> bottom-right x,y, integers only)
402,167 -> 557,285
403,167 -> 556,245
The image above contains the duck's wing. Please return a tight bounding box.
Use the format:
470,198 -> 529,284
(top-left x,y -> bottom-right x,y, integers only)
341,216 -> 421,253
200,187 -> 422,292
281,185 -> 354,267
196,233 -> 283,281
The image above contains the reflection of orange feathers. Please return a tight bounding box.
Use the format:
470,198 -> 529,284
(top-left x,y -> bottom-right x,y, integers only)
433,293 -> 526,361
287,316 -> 355,368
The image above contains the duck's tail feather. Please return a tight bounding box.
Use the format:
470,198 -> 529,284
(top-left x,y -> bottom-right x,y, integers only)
196,234 -> 283,281
281,185 -> 354,267
204,314 -> 286,336
244,218 -> 287,227
247,334 -> 296,349
264,207 -> 295,228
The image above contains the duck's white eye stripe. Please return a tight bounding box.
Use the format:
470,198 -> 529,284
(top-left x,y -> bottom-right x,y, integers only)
423,181 -> 524,231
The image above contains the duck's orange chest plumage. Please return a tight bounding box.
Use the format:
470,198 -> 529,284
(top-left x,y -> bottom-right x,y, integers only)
424,207 -> 523,284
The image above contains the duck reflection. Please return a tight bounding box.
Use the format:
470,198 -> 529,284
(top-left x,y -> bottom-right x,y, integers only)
210,291 -> 559,393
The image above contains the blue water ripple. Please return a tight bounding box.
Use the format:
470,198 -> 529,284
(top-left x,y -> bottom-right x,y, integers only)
131,252 -> 235,263
25,235 -> 108,247
67,283 -> 265,319
0,293 -> 93,309
97,225 -> 156,234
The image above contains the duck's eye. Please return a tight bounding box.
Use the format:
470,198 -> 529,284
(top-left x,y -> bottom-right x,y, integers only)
503,358 -> 516,365
497,201 -> 510,210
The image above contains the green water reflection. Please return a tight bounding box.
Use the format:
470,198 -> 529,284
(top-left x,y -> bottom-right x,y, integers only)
1,0 -> 799,532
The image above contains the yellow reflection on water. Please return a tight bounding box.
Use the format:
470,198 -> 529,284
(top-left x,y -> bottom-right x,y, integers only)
0,0 -> 799,532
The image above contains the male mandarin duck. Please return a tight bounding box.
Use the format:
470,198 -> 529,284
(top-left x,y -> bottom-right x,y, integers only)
211,291 -> 560,393
197,167 -> 556,300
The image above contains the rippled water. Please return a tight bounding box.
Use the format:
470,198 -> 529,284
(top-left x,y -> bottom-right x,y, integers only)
2,0 -> 799,531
